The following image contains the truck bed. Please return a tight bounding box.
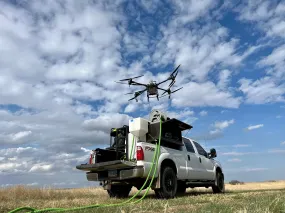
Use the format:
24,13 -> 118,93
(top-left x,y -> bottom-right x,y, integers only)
76,160 -> 137,172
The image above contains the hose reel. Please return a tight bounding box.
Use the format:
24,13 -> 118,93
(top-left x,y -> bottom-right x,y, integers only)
149,109 -> 169,123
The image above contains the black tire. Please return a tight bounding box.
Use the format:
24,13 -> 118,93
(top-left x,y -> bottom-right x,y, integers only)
107,185 -> 132,198
155,166 -> 177,199
176,181 -> 186,195
212,171 -> 225,193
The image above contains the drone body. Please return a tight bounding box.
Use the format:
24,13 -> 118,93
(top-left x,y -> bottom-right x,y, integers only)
116,65 -> 183,102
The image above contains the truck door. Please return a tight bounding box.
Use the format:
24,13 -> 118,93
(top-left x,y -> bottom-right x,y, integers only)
171,146 -> 188,180
182,138 -> 201,180
192,141 -> 215,180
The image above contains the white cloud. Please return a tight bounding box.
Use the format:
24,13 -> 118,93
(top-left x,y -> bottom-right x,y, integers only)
237,0 -> 285,38
124,104 -> 138,113
29,164 -> 54,173
27,182 -> 39,186
246,124 -> 264,131
228,158 -> 242,162
10,131 -> 32,141
268,149 -> 285,154
281,141 -> 285,145
238,0 -> 273,22
245,168 -> 268,172
192,129 -> 224,141
82,113 -> 132,133
258,44 -> 285,79
0,163 -> 24,171
210,129 -> 221,135
199,110 -> 208,116
81,147 -> 92,153
239,77 -> 285,104
171,81 -> 241,108
193,119 -> 234,141
171,0 -> 217,24
214,119 -> 235,130
217,69 -> 231,90
233,144 -> 252,148
222,151 -> 259,156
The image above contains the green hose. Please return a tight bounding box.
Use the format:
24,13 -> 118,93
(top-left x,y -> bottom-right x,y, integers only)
9,118 -> 162,213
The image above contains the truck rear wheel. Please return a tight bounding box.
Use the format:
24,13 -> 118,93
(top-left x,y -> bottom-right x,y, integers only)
155,166 -> 177,199
212,171 -> 225,193
107,184 -> 132,198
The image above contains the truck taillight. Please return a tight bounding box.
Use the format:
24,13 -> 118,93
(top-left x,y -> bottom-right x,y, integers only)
136,146 -> 144,160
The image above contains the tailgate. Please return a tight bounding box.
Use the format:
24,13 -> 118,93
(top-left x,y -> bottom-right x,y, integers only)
76,160 -> 137,172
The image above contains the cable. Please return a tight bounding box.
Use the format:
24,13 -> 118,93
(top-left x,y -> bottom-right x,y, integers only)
9,118 -> 163,213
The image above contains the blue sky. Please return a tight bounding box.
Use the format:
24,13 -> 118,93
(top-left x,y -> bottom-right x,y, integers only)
0,0 -> 285,188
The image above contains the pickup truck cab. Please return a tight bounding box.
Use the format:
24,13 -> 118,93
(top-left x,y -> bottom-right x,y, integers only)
76,114 -> 225,199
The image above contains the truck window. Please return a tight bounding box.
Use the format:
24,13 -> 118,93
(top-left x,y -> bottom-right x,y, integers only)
182,138 -> 195,153
193,141 -> 208,157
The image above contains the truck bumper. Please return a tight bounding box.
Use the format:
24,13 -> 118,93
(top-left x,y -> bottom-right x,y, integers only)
86,166 -> 144,181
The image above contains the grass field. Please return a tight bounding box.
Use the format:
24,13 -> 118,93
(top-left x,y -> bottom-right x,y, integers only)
1,181 -> 285,213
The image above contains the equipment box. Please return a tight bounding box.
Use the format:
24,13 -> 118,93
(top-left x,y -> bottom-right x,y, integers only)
147,118 -> 192,147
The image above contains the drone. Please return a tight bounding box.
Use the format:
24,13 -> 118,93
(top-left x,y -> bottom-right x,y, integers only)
115,65 -> 183,102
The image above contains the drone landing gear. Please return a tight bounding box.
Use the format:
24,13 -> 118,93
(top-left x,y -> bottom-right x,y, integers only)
147,95 -> 149,102
157,94 -> 159,101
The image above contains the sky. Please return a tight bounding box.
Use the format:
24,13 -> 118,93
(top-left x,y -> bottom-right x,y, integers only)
0,0 -> 285,188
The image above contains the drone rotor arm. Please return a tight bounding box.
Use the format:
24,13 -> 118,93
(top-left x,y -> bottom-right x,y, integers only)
119,75 -> 144,81
157,87 -> 168,92
157,78 -> 171,86
129,81 -> 148,87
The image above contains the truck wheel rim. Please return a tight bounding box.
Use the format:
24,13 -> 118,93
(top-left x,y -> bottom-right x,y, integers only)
165,173 -> 175,192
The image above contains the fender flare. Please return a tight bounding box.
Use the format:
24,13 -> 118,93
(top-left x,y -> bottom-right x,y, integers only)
153,156 -> 177,189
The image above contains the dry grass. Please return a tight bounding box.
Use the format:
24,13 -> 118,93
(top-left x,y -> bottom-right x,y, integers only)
1,181 -> 285,213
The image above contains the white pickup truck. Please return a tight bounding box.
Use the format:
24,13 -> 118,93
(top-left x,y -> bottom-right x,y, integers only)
76,111 -> 225,199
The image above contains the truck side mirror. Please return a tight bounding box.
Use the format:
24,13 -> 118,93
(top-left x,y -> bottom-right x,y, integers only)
209,148 -> 217,158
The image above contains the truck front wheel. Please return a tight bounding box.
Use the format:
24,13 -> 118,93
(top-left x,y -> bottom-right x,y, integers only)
107,184 -> 132,198
155,166 -> 177,199
212,171 -> 225,193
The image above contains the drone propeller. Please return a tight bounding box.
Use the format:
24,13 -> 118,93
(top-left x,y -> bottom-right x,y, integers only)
157,64 -> 181,87
128,96 -> 138,101
128,89 -> 147,101
167,64 -> 180,87
170,64 -> 180,77
115,81 -> 129,85
171,87 -> 183,94
160,87 -> 183,99
119,75 -> 144,81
